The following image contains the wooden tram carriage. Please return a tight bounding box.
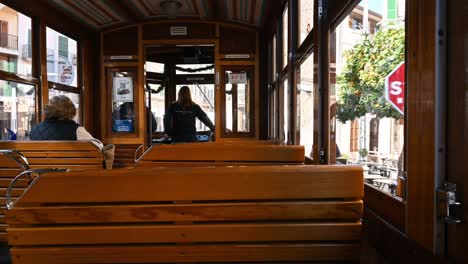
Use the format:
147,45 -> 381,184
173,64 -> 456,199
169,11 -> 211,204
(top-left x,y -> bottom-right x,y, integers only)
0,0 -> 466,263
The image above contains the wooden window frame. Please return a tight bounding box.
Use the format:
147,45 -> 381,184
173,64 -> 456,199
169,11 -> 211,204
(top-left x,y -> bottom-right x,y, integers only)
105,67 -> 140,139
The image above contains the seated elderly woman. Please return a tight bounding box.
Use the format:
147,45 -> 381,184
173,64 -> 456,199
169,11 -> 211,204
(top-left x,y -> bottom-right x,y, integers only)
30,95 -> 103,149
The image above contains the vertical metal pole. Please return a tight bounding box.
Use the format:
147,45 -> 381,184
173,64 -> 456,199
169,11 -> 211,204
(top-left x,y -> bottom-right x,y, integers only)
317,0 -> 328,163
434,0 -> 447,256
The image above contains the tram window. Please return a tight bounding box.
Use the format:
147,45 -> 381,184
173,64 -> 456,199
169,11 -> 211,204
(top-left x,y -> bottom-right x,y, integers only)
0,6 -> 32,77
0,80 -> 35,140
110,71 -> 136,133
298,54 -> 314,158
46,27 -> 78,88
282,6 -> 288,69
298,0 -> 314,46
331,0 -> 406,197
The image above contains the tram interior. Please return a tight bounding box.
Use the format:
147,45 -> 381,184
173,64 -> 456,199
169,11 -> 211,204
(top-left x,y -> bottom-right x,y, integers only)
0,0 -> 467,263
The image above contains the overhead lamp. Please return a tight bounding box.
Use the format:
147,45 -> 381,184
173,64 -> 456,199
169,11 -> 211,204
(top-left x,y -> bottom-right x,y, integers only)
160,0 -> 182,19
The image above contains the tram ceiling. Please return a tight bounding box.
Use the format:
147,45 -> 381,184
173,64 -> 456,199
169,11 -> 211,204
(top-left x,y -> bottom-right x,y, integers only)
38,0 -> 281,30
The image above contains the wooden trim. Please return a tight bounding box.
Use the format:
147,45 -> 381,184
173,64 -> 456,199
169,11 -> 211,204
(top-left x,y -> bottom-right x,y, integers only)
363,208 -> 446,263
102,62 -> 139,67
328,0 -> 361,31
0,70 -> 39,86
142,39 -> 217,45
407,0 -> 437,252
364,184 -> 406,232
48,82 -> 81,94
255,31 -> 260,139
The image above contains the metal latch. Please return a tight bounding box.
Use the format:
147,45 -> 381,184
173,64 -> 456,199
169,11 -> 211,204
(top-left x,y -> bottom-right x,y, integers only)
437,182 -> 462,224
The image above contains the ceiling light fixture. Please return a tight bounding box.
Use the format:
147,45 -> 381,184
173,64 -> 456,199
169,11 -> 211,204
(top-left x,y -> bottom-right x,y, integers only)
160,0 -> 182,19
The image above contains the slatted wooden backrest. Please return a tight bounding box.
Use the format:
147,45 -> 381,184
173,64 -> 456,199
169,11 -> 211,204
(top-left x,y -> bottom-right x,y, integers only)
0,154 -> 23,242
137,142 -> 305,166
6,165 -> 363,264
0,141 -> 103,242
1,141 -> 104,170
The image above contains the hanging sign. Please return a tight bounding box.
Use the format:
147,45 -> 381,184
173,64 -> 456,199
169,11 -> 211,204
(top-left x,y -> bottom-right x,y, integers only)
58,55 -> 75,85
228,72 -> 247,84
113,77 -> 134,102
385,62 -> 405,115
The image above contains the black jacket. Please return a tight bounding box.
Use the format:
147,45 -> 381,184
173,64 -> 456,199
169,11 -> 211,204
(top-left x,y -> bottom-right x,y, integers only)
30,119 -> 80,140
164,102 -> 214,142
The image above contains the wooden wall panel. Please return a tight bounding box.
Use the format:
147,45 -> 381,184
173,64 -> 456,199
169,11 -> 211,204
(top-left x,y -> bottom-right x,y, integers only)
219,26 -> 256,54
446,0 -> 468,262
143,22 -> 216,40
407,0 -> 437,253
103,26 -> 138,56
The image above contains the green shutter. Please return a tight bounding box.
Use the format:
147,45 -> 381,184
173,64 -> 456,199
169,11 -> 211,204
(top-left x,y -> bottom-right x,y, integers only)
387,0 -> 397,20
58,36 -> 68,59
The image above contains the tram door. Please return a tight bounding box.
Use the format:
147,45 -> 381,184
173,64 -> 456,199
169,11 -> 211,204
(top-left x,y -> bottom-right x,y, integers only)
446,0 -> 467,261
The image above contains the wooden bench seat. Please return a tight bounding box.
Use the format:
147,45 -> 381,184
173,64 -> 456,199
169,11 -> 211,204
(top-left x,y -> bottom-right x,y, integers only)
5,165 -> 363,263
0,141 -> 104,242
137,142 -> 305,166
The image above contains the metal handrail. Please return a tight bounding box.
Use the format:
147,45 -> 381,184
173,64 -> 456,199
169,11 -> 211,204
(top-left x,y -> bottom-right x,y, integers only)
6,168 -> 69,210
0,149 -> 30,170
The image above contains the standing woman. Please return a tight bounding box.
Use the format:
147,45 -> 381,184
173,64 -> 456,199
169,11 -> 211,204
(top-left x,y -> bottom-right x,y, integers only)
30,95 -> 103,148
164,86 -> 214,142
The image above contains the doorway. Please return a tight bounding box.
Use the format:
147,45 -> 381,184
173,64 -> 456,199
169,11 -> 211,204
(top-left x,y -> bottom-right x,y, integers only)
144,44 -> 215,143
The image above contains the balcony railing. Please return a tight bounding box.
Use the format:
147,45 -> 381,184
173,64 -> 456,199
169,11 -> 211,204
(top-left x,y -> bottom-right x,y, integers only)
0,33 -> 18,50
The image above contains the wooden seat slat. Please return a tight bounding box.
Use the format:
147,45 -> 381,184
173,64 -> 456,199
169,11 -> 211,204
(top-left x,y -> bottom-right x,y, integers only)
137,161 -> 303,167
0,215 -> 4,224
21,152 -> 102,158
27,158 -> 102,165
0,141 -> 100,151
0,170 -> 23,178
0,179 -> 28,188
0,158 -> 22,168
0,188 -> 25,197
139,143 -> 305,163
29,165 -> 103,170
6,201 -> 362,225
10,243 -> 360,264
8,222 -> 361,246
14,166 -> 363,205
